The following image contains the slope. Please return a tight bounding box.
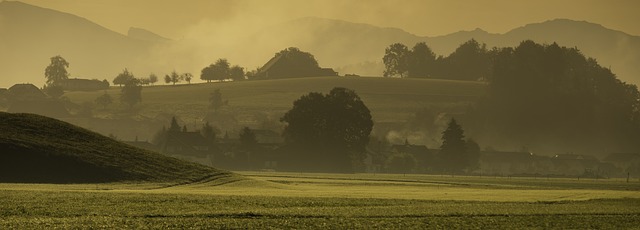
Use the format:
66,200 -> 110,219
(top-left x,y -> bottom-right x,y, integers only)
0,112 -> 232,183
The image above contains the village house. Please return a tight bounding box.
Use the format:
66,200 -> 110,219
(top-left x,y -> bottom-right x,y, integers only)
478,151 -> 533,175
389,141 -> 436,173
6,83 -> 69,118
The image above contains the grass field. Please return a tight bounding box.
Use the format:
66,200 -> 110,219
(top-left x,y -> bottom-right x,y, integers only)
2,172 -> 639,229
64,77 -> 487,123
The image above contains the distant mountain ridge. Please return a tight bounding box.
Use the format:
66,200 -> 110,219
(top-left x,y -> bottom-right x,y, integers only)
1,1 -> 638,87
269,17 -> 640,86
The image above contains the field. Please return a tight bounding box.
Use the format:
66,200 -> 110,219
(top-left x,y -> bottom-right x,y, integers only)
2,172 -> 639,229
64,77 -> 487,123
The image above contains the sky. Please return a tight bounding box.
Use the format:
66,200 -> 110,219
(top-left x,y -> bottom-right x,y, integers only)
18,0 -> 640,39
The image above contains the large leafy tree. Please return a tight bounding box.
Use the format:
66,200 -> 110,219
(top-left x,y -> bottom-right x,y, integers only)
383,43 -> 410,77
229,65 -> 245,81
113,68 -> 135,87
407,42 -> 436,78
201,59 -> 230,82
118,69 -> 142,108
280,87 -> 373,172
44,55 -> 69,86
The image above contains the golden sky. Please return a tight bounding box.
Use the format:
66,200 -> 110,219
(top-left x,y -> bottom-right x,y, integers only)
18,0 -> 640,38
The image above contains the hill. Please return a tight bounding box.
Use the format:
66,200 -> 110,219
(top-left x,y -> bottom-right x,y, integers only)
0,112 -> 231,183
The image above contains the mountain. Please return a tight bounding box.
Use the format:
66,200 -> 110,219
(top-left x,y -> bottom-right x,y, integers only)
0,1 -> 156,88
128,27 -> 171,43
0,112 -> 231,183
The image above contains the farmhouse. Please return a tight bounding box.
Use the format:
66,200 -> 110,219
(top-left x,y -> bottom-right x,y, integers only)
6,83 -> 69,118
390,141 -> 437,172
603,152 -> 640,176
255,54 -> 338,79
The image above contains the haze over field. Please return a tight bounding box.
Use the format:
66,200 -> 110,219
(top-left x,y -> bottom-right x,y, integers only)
1,0 -> 640,87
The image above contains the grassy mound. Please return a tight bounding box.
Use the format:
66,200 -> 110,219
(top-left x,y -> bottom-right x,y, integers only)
0,112 -> 230,183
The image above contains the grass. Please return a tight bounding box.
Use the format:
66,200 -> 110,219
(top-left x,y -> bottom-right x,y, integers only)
0,112 -> 232,183
64,77 -> 487,122
1,171 -> 638,228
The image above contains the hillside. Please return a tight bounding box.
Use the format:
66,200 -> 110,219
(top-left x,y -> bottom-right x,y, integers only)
0,112 -> 232,183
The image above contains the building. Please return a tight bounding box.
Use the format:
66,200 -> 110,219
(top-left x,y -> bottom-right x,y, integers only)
6,83 -> 69,118
158,131 -> 215,166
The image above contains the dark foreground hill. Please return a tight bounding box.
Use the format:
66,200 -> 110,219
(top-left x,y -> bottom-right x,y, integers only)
0,112 -> 229,183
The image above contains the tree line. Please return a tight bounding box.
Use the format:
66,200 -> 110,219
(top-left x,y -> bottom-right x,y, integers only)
383,39 -> 640,154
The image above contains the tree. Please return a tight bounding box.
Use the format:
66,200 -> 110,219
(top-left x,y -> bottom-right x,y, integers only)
182,73 -> 193,84
200,122 -> 217,143
444,39 -> 490,81
383,43 -> 410,77
209,89 -> 225,112
239,127 -> 257,151
201,59 -> 231,82
119,71 -> 142,108
438,118 -> 467,173
149,73 -> 158,85
229,65 -> 245,81
44,55 -> 69,86
165,71 -> 182,85
95,93 -> 113,109
280,87 -> 373,172
168,116 -> 180,132
408,42 -> 436,78
113,68 -> 134,87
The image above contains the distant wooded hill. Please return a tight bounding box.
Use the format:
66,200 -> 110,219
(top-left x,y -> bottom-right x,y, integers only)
1,1 -> 638,87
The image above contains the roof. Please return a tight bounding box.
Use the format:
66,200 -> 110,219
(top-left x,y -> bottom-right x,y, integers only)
7,84 -> 46,100
256,54 -> 283,76
554,154 -> 597,161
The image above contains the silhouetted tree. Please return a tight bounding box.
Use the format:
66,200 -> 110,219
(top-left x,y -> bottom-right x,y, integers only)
229,65 -> 245,81
209,89 -> 225,112
149,73 -> 158,85
182,125 -> 188,132
44,55 -> 69,86
201,59 -> 230,82
95,93 -> 113,109
119,70 -> 142,108
464,138 -> 481,172
169,116 -> 180,132
442,39 -> 491,81
200,121 -> 217,143
383,43 -> 410,77
280,87 -> 373,172
113,68 -> 135,87
438,118 -> 467,173
408,42 -> 437,78
239,127 -> 257,151
165,71 -> 182,85
182,73 -> 193,84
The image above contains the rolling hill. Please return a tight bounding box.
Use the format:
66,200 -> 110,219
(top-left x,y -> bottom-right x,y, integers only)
0,112 -> 232,183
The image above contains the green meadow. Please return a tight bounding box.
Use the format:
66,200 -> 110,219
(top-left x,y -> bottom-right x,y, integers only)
64,77 -> 486,122
2,172 -> 639,229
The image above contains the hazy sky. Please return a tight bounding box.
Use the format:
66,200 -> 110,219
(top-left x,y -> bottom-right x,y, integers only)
19,0 -> 640,39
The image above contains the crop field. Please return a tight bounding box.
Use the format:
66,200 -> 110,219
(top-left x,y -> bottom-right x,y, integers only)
64,77 -> 487,122
1,172 -> 639,229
